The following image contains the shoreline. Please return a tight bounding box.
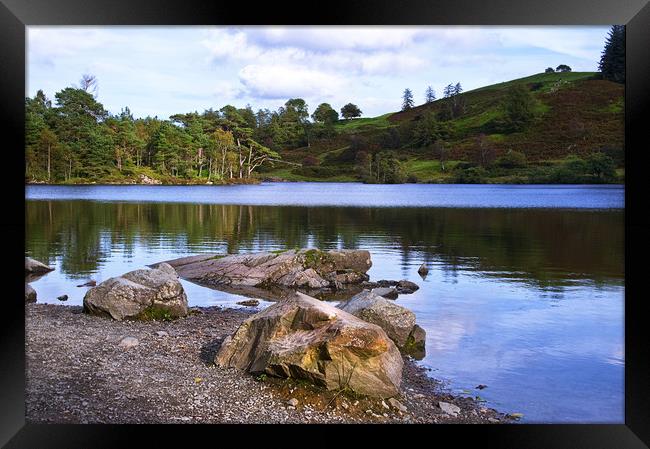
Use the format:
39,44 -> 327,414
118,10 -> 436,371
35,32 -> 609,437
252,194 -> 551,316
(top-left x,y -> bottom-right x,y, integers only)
25,180 -> 625,186
26,303 -> 515,424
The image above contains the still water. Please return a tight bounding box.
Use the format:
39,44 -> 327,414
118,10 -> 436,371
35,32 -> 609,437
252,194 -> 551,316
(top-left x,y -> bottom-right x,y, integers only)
25,183 -> 625,423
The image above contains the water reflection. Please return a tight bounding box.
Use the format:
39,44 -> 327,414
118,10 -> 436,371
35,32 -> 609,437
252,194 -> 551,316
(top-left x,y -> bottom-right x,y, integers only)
26,200 -> 623,289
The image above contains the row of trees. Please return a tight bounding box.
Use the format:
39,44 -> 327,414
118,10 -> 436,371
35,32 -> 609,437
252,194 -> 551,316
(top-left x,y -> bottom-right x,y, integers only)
25,79 -> 370,182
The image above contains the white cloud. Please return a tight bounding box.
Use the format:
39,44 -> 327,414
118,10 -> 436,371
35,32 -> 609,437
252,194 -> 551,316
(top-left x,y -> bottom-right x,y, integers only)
239,64 -> 347,99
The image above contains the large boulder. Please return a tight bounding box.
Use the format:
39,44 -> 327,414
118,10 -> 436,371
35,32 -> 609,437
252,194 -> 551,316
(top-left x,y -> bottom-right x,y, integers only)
83,263 -> 188,321
156,249 -> 372,295
25,284 -> 37,303
339,290 -> 426,358
25,257 -> 54,275
215,292 -> 403,398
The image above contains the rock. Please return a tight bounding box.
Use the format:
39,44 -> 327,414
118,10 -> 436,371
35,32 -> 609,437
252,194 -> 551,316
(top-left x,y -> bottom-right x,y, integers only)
371,287 -> 399,300
83,263 -> 188,321
396,280 -> 419,294
57,295 -> 68,302
439,401 -> 461,417
155,331 -> 169,337
156,249 -> 372,297
138,174 -> 162,185
381,400 -> 389,410
388,397 -> 407,412
287,398 -> 299,407
215,292 -> 403,398
417,263 -> 429,276
236,299 -> 260,307
476,384 -> 487,390
77,280 -> 97,287
25,284 -> 37,303
339,290 -> 426,356
118,337 -> 139,349
25,257 -> 54,275
487,417 -> 499,423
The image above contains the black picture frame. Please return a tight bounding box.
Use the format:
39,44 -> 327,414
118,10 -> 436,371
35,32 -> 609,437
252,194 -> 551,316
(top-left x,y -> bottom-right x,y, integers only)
2,0 -> 648,447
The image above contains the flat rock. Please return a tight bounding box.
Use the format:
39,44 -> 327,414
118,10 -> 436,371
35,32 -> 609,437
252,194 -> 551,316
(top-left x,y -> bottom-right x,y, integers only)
439,401 -> 461,416
215,292 -> 403,398
236,299 -> 260,307
388,397 -> 408,412
154,249 -> 372,299
25,257 -> 54,275
83,263 -> 188,321
25,284 -> 37,303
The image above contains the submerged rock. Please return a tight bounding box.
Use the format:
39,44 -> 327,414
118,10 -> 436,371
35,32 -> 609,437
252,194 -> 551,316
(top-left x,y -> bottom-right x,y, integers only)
25,284 -> 37,303
215,292 -> 403,398
155,249 -> 372,299
25,257 -> 54,275
396,280 -> 419,294
83,263 -> 188,321
417,264 -> 429,276
371,287 -> 399,300
339,290 -> 426,358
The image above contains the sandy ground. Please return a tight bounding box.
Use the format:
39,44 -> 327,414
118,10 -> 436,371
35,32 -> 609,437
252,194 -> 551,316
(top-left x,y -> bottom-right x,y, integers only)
25,303 -> 514,424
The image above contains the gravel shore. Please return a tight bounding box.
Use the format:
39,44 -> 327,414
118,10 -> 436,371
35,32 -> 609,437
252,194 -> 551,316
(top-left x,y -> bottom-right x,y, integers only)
26,303 -> 514,424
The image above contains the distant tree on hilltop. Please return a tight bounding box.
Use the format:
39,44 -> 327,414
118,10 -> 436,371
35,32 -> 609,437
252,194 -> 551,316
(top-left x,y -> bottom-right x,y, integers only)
425,86 -> 436,103
341,103 -> 362,120
599,25 -> 625,84
402,88 -> 414,111
556,64 -> 572,72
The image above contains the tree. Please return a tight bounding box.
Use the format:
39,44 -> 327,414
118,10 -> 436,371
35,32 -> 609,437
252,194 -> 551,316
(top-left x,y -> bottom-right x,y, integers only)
475,134 -> 496,167
311,103 -> 339,125
341,103 -> 362,120
599,25 -> 625,84
443,84 -> 455,98
454,83 -> 463,95
425,86 -> 436,103
502,84 -> 539,132
432,140 -> 448,171
79,74 -> 98,98
545,67 -> 555,73
412,112 -> 451,147
556,64 -> 572,72
402,88 -> 414,111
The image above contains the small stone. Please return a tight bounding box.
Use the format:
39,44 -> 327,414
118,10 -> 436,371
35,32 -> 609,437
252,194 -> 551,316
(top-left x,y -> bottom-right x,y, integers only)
396,279 -> 419,294
381,400 -> 389,410
118,337 -> 139,349
237,299 -> 260,307
488,417 -> 499,423
413,393 -> 425,399
439,401 -> 461,417
155,331 -> 169,337
57,294 -> 68,302
417,263 -> 429,276
76,280 -> 97,287
287,398 -> 299,407
388,397 -> 407,413
476,384 -> 487,390
341,402 -> 349,410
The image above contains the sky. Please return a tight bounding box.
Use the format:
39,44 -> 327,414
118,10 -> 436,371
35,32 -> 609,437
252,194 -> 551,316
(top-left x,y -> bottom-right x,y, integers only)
27,26 -> 611,120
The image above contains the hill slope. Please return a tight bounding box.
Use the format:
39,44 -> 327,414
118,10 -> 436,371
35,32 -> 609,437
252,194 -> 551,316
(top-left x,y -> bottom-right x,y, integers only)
265,72 -> 624,183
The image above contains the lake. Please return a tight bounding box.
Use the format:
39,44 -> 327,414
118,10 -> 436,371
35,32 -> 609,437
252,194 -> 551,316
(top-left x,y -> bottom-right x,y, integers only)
25,183 -> 625,423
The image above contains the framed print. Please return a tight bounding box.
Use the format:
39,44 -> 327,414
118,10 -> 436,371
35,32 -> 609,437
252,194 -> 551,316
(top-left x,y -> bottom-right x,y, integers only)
2,0 -> 649,447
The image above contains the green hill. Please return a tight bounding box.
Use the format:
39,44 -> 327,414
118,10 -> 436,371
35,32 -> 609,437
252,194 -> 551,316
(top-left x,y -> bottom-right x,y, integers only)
265,72 -> 624,184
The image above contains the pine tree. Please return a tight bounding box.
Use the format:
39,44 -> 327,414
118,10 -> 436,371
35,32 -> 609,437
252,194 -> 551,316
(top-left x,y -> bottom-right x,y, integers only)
402,88 -> 414,111
425,86 -> 436,103
443,84 -> 454,98
599,25 -> 625,84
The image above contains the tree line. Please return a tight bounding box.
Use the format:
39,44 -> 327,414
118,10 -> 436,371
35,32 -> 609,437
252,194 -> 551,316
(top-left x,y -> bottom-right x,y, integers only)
25,79 -> 365,183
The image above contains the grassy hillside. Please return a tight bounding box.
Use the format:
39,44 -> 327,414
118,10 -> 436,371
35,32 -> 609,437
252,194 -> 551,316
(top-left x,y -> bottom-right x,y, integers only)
263,72 -> 624,184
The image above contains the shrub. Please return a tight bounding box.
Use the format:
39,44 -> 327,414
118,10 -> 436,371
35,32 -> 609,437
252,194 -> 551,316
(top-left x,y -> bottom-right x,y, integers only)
302,155 -> 320,167
496,150 -> 527,168
454,166 -> 486,184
